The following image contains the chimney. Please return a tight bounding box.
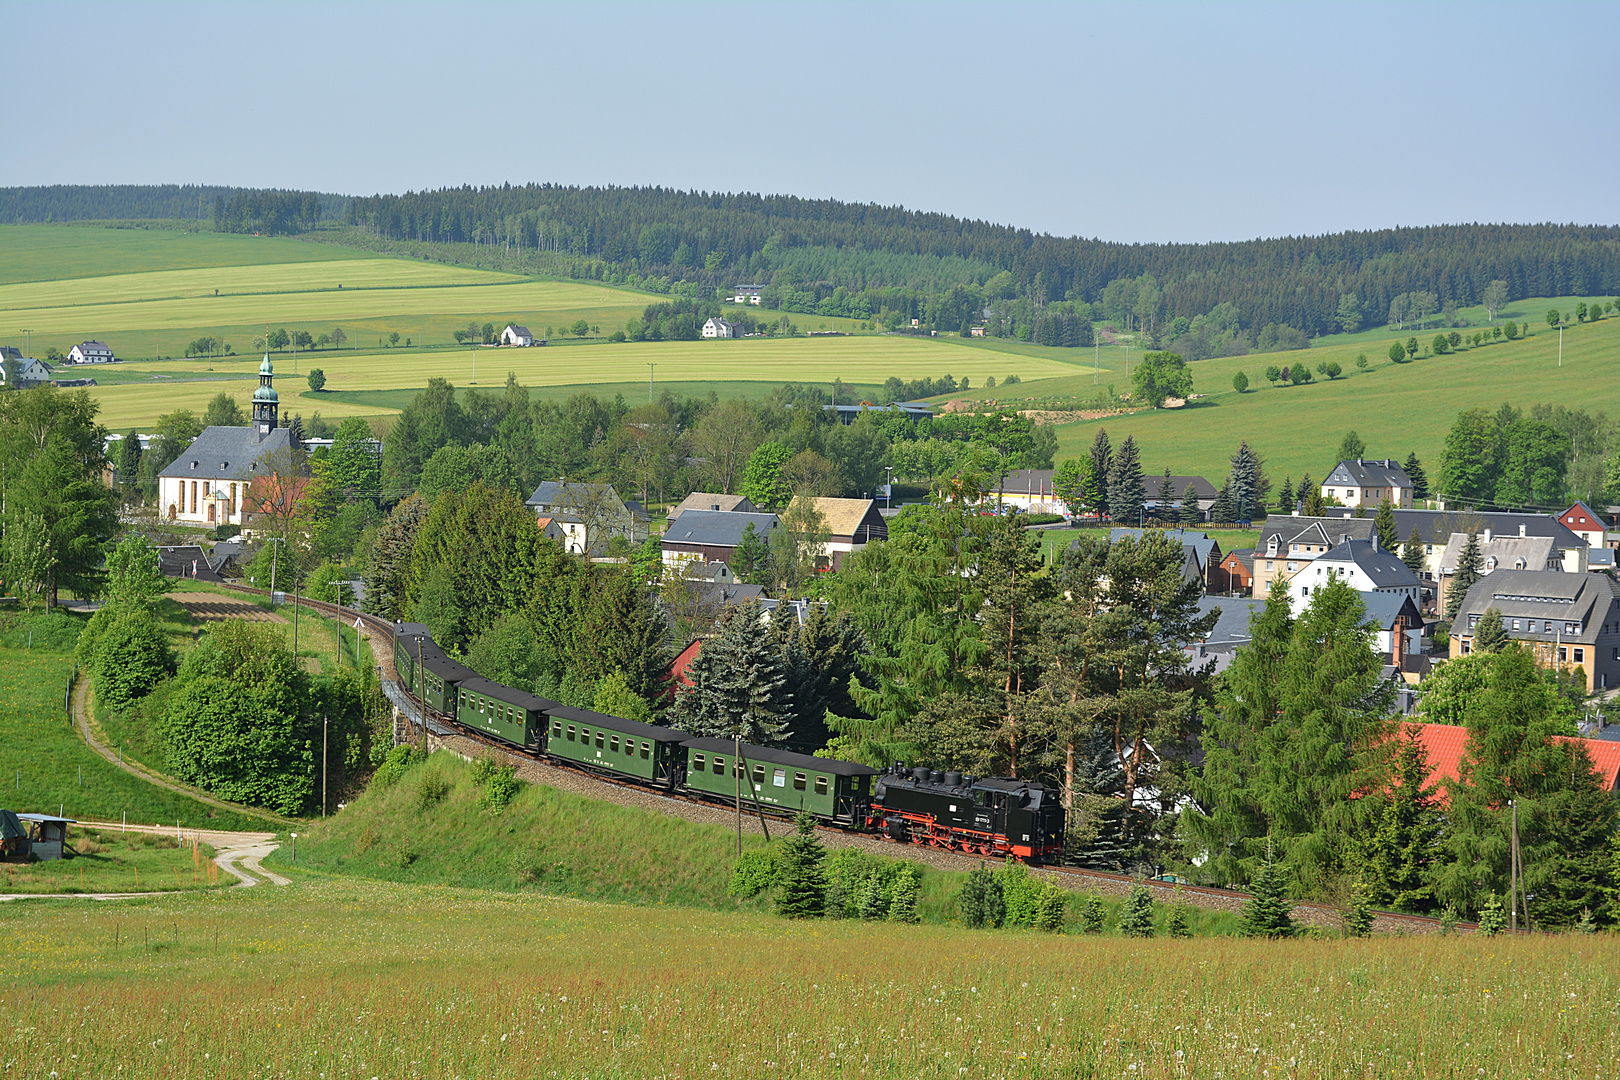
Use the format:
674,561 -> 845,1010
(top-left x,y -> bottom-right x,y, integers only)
1519,523 -> 1526,537
1483,529 -> 1493,544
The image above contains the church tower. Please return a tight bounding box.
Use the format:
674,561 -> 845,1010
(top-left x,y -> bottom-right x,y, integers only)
251,353 -> 279,438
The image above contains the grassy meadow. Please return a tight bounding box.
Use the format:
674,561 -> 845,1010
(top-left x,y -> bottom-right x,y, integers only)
0,610 -> 279,833
0,826 -> 219,895
2,875 -> 1613,1078
0,223 -> 370,285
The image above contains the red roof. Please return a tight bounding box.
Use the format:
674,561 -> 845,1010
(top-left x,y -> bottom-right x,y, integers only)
665,639 -> 703,698
1558,502 -> 1604,529
1402,722 -> 1620,801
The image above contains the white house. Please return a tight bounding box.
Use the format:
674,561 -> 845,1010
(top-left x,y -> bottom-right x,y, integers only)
701,317 -> 736,339
1321,458 -> 1413,509
156,355 -> 296,526
1294,539 -> 1421,606
68,340 -> 116,364
14,358 -> 54,387
729,285 -> 764,305
525,480 -> 650,554
500,325 -> 535,347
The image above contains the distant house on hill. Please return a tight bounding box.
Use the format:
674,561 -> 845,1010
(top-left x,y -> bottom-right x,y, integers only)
1322,458 -> 1413,509
68,340 -> 116,364
729,285 -> 764,305
525,480 -> 648,554
701,317 -> 736,339
500,325 -> 535,347
14,358 -> 54,387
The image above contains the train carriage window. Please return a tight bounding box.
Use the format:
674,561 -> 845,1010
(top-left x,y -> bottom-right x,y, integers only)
751,764 -> 765,785
640,742 -> 651,760
552,721 -> 563,739
566,726 -> 576,742
735,761 -> 745,778
793,773 -> 807,791
692,753 -> 705,771
772,769 -> 786,788
595,731 -> 605,749
610,735 -> 620,753
713,757 -> 725,775
814,775 -> 829,796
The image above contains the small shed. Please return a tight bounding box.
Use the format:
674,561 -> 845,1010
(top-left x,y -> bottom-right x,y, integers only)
0,810 -> 28,859
15,813 -> 77,861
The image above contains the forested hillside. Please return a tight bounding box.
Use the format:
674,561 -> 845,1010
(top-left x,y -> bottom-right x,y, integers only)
5,183 -> 1616,345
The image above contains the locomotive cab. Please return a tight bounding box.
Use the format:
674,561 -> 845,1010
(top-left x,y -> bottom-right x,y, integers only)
870,764 -> 1065,862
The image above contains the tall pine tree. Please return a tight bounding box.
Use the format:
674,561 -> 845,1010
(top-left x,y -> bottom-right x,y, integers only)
1089,428 -> 1112,516
1351,727 -> 1442,913
1445,532 -> 1484,620
1374,500 -> 1399,552
1276,476 -> 1294,513
1106,436 -> 1144,524
1229,440 -> 1260,522
1156,469 -> 1175,520
1403,452 -> 1429,499
668,598 -> 792,745
1400,527 -> 1427,579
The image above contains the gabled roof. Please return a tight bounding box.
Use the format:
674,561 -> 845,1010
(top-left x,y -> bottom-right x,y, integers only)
1315,539 -> 1421,589
1388,508 -> 1582,548
662,509 -> 780,548
1559,502 -> 1605,531
1404,722 -> 1620,798
1140,475 -> 1217,501
1358,590 -> 1422,629
993,469 -> 1054,492
526,480 -> 621,507
1325,458 -> 1412,489
1437,531 -> 1557,575
156,425 -> 295,481
1257,515 -> 1376,552
691,580 -> 767,607
668,492 -> 756,521
505,324 -> 532,336
1453,570 -> 1619,644
788,496 -> 887,541
1110,528 -> 1220,568
1192,595 -> 1266,647
1222,548 -> 1255,573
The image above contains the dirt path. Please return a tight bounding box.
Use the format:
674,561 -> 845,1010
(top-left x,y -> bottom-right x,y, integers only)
71,675 -> 290,829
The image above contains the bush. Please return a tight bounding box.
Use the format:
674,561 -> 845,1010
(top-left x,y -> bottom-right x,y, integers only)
1344,883 -> 1374,938
887,865 -> 920,924
415,772 -> 451,811
1022,512 -> 1064,526
1078,892 -> 1106,933
1118,883 -> 1155,937
1167,895 -> 1193,939
477,763 -> 520,813
728,847 -> 780,898
1033,884 -> 1067,933
1476,893 -> 1506,936
90,608 -> 176,713
369,744 -> 423,790
995,861 -> 1044,927
958,863 -> 1005,928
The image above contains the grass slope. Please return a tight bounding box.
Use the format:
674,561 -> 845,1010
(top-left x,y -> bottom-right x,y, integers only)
0,612 -> 272,832
1037,310 -> 1620,485
4,876 -> 1613,1078
0,223 -> 372,285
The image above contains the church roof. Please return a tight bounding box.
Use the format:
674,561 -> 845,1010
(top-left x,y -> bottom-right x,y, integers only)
156,425 -> 296,481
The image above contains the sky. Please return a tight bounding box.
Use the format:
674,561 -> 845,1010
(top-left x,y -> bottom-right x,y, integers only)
3,0 -> 1614,244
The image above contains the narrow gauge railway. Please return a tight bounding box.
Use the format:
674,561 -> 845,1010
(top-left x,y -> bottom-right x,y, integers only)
244,588 -> 1474,931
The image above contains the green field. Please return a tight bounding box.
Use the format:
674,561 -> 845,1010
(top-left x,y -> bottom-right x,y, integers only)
0,223 -> 371,285
3,875 -> 1612,1078
0,826 -> 219,895
1030,308 -> 1620,486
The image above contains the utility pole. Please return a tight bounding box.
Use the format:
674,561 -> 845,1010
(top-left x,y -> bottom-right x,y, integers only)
268,536 -> 284,599
322,716 -> 328,817
1558,322 -> 1564,368
734,734 -> 742,858
330,581 -> 344,669
649,363 -> 656,404
1509,799 -> 1519,933
21,329 -> 31,357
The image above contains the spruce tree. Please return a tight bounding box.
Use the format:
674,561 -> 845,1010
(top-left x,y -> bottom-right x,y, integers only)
1301,475 -> 1326,515
958,863 -> 1004,928
1400,528 -> 1427,579
1472,608 -> 1507,653
1078,891 -> 1106,933
1167,891 -> 1194,938
1476,892 -> 1505,936
116,429 -> 143,499
1296,473 -> 1314,513
1352,728 -> 1441,912
1156,468 -> 1175,520
1118,883 -> 1155,937
1239,854 -> 1296,938
1403,452 -> 1429,499
1374,500 -> 1399,552
1179,481 -> 1201,525
1344,882 -> 1375,938
1105,435 -> 1144,524
1209,479 -> 1236,524
1229,440 -> 1261,521
1445,532 -> 1484,620
1089,428 -> 1112,516
774,813 -> 828,918
1277,476 -> 1294,513
668,599 -> 792,745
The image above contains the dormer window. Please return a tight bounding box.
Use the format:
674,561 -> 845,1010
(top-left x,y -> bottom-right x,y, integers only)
220,462 -> 228,470
190,461 -> 198,469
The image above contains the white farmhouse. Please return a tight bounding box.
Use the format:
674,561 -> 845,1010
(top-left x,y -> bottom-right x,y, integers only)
68,340 -> 116,364
701,317 -> 736,339
1321,458 -> 1413,509
1293,538 -> 1420,606
500,325 -> 535,347
729,285 -> 763,305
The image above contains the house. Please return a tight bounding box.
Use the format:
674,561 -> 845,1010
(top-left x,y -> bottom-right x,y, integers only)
822,401 -> 934,425
14,358 -> 54,387
667,493 -> 757,523
1293,539 -> 1420,606
157,355 -> 296,526
969,325 -> 987,337
525,481 -> 649,554
1214,548 -> 1254,595
1360,590 -> 1426,657
1386,509 -> 1585,581
785,496 -> 889,571
730,285 -> 764,305
1251,516 -> 1377,597
1558,502 -> 1608,548
991,469 -> 1061,514
0,346 -> 19,364
662,509 -> 781,566
500,325 -> 535,347
701,317 -> 737,339
1109,528 -> 1223,588
68,340 -> 116,364
1435,530 -> 1563,615
1402,722 -> 1620,801
1450,570 -> 1620,692
1322,458 -> 1413,509
1141,475 -> 1218,520
683,561 -> 735,584
1184,595 -> 1267,674
1589,548 -> 1616,575
534,516 -> 566,545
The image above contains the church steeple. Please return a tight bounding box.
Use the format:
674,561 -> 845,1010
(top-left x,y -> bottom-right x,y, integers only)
251,353 -> 279,438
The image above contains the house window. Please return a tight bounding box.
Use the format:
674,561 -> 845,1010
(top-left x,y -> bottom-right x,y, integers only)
794,773 -> 807,791
1512,619 -> 1520,630
1558,647 -> 1568,662
1574,648 -> 1585,663
1565,623 -> 1578,634
1468,615 -> 1480,628
1265,561 -> 1274,571
815,776 -> 829,796
1544,621 -> 1553,632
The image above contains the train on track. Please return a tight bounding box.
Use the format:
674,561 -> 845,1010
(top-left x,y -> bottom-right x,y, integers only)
392,622 -> 1065,861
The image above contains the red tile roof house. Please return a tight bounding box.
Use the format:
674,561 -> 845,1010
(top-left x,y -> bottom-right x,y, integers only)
1400,722 -> 1620,803
1557,501 -> 1609,549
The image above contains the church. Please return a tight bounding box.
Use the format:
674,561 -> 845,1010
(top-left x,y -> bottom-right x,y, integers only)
158,354 -> 298,526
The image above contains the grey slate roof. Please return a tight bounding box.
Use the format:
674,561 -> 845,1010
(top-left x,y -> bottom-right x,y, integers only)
1193,595 -> 1266,648
1454,570 -> 1619,646
1438,532 -> 1557,575
1325,459 -> 1412,489
1257,515 -> 1377,553
1359,590 -> 1422,629
525,480 -> 619,507
1141,475 -> 1217,502
1388,508 -> 1582,549
1110,528 -> 1220,568
1315,539 -> 1422,589
662,509 -> 780,548
156,425 -> 295,481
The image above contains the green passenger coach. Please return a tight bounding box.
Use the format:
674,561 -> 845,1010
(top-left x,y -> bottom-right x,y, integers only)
678,738 -> 879,824
455,677 -> 558,750
544,706 -> 688,788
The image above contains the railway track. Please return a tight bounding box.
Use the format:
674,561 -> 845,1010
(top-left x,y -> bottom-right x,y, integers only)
222,582 -> 1477,933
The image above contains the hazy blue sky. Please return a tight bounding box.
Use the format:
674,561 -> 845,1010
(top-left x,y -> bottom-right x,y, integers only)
4,1 -> 1613,243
